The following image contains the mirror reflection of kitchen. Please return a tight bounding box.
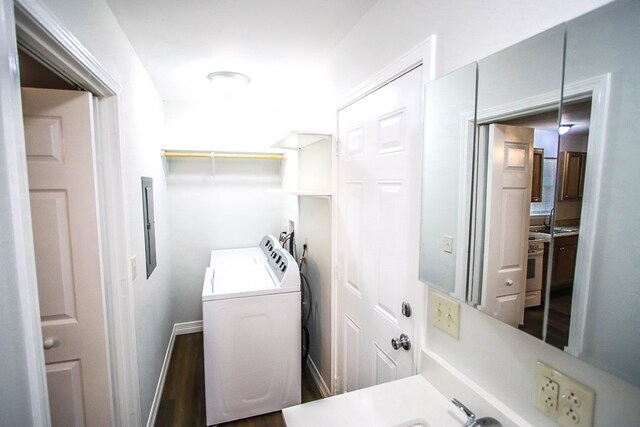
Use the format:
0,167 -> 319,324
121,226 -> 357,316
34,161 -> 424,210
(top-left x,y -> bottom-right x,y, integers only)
473,98 -> 592,351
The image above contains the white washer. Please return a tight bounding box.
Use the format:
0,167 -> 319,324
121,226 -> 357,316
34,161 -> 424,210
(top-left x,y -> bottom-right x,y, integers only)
202,235 -> 301,426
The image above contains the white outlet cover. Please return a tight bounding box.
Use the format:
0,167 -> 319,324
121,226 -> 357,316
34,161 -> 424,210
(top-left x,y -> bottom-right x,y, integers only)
431,291 -> 460,339
534,361 -> 595,427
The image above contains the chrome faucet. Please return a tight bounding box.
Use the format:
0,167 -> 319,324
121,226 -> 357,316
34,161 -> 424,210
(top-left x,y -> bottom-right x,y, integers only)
451,398 -> 502,427
545,207 -> 555,228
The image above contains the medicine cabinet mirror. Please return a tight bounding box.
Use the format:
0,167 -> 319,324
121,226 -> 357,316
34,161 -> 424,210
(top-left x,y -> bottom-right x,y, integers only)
419,0 -> 640,387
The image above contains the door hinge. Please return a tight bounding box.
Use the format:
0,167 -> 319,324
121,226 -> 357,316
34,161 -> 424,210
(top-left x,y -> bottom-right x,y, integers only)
335,139 -> 340,156
334,264 -> 339,280
333,375 -> 339,393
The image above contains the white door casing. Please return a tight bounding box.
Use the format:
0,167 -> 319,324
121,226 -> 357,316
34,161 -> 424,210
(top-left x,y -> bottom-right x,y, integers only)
480,124 -> 534,327
337,67 -> 423,392
23,87 -> 112,426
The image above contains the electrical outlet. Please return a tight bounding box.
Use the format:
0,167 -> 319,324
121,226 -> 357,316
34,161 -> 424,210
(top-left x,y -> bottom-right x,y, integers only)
534,361 -> 595,427
431,291 -> 460,339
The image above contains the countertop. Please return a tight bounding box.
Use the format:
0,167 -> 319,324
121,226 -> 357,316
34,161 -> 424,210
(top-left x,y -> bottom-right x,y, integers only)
529,226 -> 579,242
282,375 -> 466,427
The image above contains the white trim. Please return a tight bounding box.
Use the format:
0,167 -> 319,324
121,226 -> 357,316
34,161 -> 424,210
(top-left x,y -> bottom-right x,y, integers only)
146,325 -> 177,427
338,36 -> 436,110
145,322 -> 203,427
14,0 -> 121,95
175,320 -> 203,335
455,107 -> 477,301
564,74 -> 611,357
13,3 -> 140,426
0,0 -> 50,423
93,96 -> 142,427
333,36 -> 437,394
307,357 -> 331,398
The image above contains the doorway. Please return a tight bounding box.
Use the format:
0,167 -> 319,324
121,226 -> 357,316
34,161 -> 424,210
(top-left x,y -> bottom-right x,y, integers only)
20,49 -> 113,426
470,97 -> 593,351
336,66 -> 423,392
12,4 -> 141,424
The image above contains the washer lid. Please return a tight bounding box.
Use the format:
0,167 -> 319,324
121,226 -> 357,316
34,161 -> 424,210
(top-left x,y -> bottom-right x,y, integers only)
202,266 -> 297,301
209,247 -> 265,268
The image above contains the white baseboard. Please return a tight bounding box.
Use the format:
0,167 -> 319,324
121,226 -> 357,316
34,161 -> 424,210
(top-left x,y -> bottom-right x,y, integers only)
145,321 -> 203,427
175,320 -> 203,335
307,357 -> 331,398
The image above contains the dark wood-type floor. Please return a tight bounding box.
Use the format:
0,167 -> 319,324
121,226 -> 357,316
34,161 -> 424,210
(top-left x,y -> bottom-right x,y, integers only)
156,332 -> 323,427
520,287 -> 573,350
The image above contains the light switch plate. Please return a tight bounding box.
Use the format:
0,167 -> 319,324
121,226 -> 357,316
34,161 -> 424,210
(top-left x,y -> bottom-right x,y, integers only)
431,291 -> 460,339
131,255 -> 137,281
443,235 -> 453,253
534,361 -> 595,427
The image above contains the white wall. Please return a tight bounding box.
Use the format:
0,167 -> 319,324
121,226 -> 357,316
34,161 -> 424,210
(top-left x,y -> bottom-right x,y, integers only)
330,0 -> 640,425
329,0 -> 612,97
166,157 -> 287,322
37,0 -> 175,420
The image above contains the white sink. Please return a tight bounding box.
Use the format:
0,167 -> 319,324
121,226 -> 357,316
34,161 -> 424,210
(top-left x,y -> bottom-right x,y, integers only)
283,375 -> 466,427
392,419 -> 429,427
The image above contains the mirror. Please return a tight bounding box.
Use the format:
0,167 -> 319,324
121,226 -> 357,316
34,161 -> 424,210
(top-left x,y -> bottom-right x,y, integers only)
420,0 -> 640,387
559,0 -> 640,385
419,62 -> 477,300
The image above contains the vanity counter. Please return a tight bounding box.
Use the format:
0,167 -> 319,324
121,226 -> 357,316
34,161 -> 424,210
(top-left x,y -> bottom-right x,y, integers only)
282,375 -> 466,427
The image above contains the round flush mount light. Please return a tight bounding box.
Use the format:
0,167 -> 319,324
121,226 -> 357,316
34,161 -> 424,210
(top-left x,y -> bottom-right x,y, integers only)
206,71 -> 251,96
558,123 -> 574,136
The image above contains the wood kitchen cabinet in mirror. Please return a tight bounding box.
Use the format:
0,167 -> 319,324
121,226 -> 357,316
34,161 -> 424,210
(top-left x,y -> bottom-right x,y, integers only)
560,151 -> 586,200
531,148 -> 543,202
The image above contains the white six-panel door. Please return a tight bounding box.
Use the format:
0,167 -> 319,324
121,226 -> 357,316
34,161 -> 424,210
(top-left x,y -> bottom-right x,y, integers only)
337,67 -> 423,392
480,124 -> 534,327
23,88 -> 112,426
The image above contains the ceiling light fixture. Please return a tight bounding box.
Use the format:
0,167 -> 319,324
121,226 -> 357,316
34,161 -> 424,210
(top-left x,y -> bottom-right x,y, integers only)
558,123 -> 574,136
206,71 -> 251,96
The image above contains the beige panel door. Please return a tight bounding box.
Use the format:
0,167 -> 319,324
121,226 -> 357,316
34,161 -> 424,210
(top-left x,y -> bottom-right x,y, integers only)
481,124 -> 534,327
23,88 -> 112,427
337,67 -> 423,392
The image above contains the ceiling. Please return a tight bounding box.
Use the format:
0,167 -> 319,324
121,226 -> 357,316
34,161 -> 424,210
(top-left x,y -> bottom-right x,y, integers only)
106,0 -> 378,103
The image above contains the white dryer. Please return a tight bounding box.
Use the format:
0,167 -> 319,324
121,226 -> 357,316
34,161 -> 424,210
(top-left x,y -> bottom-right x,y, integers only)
202,235 -> 301,426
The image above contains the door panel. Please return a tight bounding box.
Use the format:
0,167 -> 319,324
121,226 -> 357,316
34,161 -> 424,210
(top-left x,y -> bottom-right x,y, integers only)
30,191 -> 76,319
337,67 -> 423,392
47,361 -> 86,427
481,124 -> 534,327
23,87 -> 112,426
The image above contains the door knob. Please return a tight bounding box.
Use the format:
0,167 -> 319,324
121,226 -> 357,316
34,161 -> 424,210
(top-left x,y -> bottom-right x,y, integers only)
43,338 -> 60,350
391,333 -> 411,351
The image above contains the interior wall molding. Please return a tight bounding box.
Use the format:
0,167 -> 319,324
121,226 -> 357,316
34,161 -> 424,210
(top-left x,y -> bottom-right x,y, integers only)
146,321 -> 204,426
146,325 -> 177,427
14,0 -> 121,96
175,320 -> 203,335
0,0 -> 50,424
337,35 -> 436,111
307,357 -> 331,398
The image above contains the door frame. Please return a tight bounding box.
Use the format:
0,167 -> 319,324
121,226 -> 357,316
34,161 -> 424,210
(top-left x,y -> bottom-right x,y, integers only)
7,0 -> 141,425
332,36 -> 436,394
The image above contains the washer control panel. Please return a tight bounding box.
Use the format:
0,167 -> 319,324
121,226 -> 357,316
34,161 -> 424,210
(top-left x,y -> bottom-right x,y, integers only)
260,235 -> 300,289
